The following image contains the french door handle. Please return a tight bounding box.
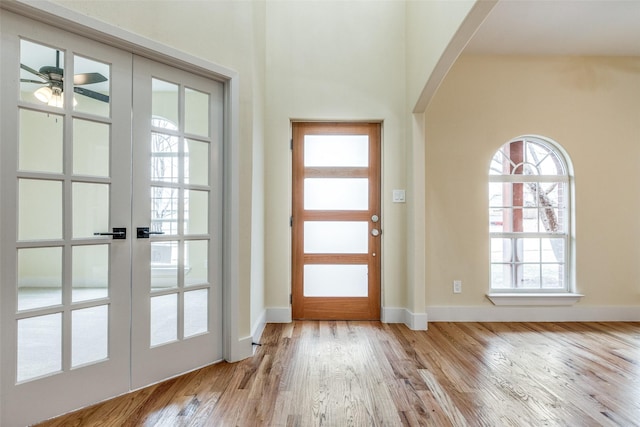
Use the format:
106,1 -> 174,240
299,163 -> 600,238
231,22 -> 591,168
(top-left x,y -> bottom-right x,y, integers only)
136,227 -> 165,239
94,227 -> 127,239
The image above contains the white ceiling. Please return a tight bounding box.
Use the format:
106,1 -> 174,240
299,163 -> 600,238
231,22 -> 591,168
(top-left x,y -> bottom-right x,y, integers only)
464,0 -> 640,56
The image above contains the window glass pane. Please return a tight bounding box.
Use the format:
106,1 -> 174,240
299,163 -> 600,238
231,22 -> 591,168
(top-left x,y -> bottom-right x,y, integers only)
185,240 -> 208,287
150,294 -> 178,347
185,139 -> 209,185
185,190 -> 208,235
151,187 -> 178,235
72,183 -> 109,239
304,221 -> 368,254
19,109 -> 63,173
542,264 -> 564,289
19,179 -> 62,241
73,119 -> 110,177
542,238 -> 565,263
520,264 -> 541,288
152,79 -> 179,128
304,135 -> 368,167
72,305 -> 108,367
18,247 -> 62,311
304,178 -> 368,210
490,238 -> 511,263
490,264 -> 510,289
151,241 -> 178,291
20,40 -> 64,107
522,238 -> 540,262
72,244 -> 108,302
74,55 -> 110,117
151,132 -> 179,183
184,289 -> 208,338
304,265 -> 368,297
185,88 -> 209,137
522,208 -> 540,232
17,313 -> 62,382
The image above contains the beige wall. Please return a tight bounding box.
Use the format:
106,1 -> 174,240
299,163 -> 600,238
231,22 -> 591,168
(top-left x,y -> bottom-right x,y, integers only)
425,55 -> 640,309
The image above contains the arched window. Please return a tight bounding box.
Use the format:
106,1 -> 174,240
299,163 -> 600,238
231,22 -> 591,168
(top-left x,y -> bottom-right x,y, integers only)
489,136 -> 572,292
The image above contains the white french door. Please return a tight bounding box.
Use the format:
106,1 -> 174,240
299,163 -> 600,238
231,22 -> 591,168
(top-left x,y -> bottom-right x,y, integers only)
130,56 -> 223,389
0,12 -> 223,427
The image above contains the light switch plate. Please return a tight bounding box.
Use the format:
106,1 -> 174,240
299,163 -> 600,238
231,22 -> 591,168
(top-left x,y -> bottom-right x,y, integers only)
392,189 -> 406,203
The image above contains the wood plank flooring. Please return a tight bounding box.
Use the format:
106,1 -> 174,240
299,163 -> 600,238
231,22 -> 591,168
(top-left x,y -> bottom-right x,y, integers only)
35,321 -> 640,426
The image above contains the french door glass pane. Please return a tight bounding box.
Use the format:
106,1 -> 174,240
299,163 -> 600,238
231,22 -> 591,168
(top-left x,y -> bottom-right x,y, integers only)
185,190 -> 208,235
184,289 -> 208,337
185,139 -> 209,185
304,135 -> 368,167
72,183 -> 109,239
18,179 -> 62,241
304,264 -> 368,297
19,109 -> 63,173
72,305 -> 108,367
150,294 -> 178,347
17,247 -> 63,311
17,313 -> 62,382
19,40 -> 64,107
304,221 -> 368,254
151,187 -> 178,235
151,241 -> 178,290
185,88 -> 209,137
151,132 -> 179,183
72,244 -> 108,302
152,79 -> 179,127
304,178 -> 368,210
73,55 -> 110,117
185,240 -> 208,287
73,119 -> 110,177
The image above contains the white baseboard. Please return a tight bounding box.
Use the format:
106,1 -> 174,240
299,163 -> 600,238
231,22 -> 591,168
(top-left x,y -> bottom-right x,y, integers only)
251,309 -> 267,350
381,307 -> 428,330
266,307 -> 292,323
426,305 -> 640,322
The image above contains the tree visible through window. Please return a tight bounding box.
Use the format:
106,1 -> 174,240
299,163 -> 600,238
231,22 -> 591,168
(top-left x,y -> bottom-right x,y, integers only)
489,136 -> 571,291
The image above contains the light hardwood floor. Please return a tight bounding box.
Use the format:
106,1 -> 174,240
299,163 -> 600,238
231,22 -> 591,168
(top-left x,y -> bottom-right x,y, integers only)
35,321 -> 640,426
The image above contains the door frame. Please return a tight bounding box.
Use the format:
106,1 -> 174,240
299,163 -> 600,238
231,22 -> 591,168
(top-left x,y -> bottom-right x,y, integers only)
291,121 -> 382,320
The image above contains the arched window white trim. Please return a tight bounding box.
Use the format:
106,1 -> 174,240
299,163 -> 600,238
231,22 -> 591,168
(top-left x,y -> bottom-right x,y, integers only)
487,135 -> 582,305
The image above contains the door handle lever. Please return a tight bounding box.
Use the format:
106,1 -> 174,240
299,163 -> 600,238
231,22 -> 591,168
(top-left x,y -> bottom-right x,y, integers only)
94,227 -> 127,239
137,227 -> 165,239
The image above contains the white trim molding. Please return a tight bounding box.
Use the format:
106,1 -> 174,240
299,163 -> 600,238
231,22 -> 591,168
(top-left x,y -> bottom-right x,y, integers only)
427,305 -> 640,322
381,307 -> 428,330
266,307 -> 293,323
487,293 -> 584,306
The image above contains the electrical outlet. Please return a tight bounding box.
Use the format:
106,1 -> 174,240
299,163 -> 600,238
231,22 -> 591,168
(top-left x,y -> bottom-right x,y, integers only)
453,280 -> 462,294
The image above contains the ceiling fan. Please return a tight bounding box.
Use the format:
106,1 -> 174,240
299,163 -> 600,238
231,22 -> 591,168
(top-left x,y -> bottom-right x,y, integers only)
20,50 -> 109,104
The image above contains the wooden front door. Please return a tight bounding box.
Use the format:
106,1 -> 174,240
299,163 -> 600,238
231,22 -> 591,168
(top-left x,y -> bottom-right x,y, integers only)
292,122 -> 381,320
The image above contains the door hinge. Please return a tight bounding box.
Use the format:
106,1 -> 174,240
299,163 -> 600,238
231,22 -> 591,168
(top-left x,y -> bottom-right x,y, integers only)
290,138 -> 293,150
290,216 -> 293,227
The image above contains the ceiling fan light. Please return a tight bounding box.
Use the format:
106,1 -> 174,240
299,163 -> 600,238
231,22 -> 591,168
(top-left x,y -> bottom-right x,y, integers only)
34,86 -> 52,103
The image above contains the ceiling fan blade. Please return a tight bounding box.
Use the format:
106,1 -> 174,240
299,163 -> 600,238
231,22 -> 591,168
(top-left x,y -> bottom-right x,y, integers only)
21,79 -> 47,85
74,86 -> 109,103
20,63 -> 48,81
74,72 -> 108,85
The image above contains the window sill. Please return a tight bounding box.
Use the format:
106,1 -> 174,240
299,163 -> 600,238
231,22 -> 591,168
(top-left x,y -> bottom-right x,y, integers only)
486,293 -> 584,306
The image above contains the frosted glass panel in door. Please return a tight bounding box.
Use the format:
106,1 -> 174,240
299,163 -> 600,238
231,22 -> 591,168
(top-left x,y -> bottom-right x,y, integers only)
304,221 -> 368,254
73,119 -> 110,177
18,179 -> 62,241
304,135 -> 368,167
304,178 -> 368,210
19,109 -> 63,173
304,265 -> 368,297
